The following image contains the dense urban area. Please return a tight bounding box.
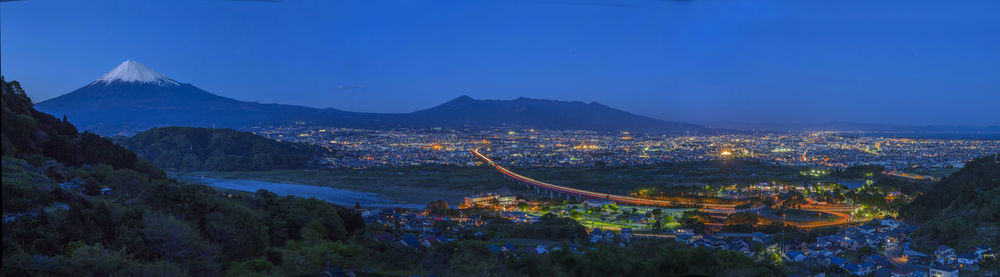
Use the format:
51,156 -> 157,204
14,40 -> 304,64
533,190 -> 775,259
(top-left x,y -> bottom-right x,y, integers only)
255,124 -> 997,173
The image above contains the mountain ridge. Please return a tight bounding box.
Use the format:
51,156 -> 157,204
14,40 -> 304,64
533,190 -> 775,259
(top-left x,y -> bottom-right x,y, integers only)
36,61 -> 714,135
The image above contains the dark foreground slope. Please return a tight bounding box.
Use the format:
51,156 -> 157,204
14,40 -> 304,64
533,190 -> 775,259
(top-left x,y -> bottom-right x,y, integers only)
122,127 -> 329,171
3,77 -> 364,275
904,154 -> 1000,250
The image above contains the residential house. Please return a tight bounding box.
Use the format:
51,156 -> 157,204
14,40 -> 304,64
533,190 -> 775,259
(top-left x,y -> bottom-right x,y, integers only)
928,265 -> 958,277
702,236 -> 725,248
620,228 -> 633,243
862,254 -> 889,268
830,256 -> 849,269
814,235 -> 835,248
751,232 -> 772,244
903,249 -> 931,264
880,219 -> 899,230
858,225 -> 877,235
842,263 -> 862,275
890,267 -> 915,277
725,240 -> 751,255
973,245 -> 995,260
535,244 -> 549,255
844,227 -> 861,236
590,228 -> 604,243
419,235 -> 439,248
934,246 -> 956,265
810,249 -> 835,266
873,267 -> 895,277
956,252 -> 979,271
502,243 -> 516,253
675,234 -> 694,244
839,236 -> 863,251
844,262 -> 876,276
785,250 -> 806,262
602,229 -> 616,242
692,239 -> 714,248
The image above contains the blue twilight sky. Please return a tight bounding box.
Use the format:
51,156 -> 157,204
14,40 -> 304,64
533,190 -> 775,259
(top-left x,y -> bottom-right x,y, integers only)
1,0 -> 998,126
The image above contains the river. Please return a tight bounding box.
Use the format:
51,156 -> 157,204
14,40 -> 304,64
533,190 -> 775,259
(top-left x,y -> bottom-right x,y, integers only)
177,176 -> 424,209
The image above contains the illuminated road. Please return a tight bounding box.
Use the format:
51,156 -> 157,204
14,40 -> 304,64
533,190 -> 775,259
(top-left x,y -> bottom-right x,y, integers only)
781,209 -> 852,229
758,199 -> 854,228
475,143 -> 854,229
794,202 -> 856,228
474,144 -> 742,210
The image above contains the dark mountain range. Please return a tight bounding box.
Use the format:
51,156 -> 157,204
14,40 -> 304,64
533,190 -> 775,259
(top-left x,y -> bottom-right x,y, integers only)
35,61 -> 713,135
405,95 -> 709,133
35,61 -> 390,134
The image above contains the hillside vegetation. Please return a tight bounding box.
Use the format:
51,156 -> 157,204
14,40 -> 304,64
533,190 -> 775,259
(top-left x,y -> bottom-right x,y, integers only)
123,127 -> 328,171
2,78 -> 364,275
904,154 -> 1000,250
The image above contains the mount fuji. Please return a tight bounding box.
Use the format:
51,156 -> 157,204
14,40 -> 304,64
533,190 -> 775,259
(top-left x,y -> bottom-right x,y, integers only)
92,60 -> 181,86
35,60 -> 380,134
35,60 -> 713,135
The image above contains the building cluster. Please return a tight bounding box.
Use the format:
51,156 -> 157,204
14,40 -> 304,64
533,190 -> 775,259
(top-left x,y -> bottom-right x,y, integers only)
673,229 -> 772,256
461,187 -> 518,209
928,244 -> 996,274
252,125 -> 486,168
354,194 -> 995,277
252,125 -> 999,172
361,208 -> 463,249
359,207 -> 580,258
777,218 -> 995,276
589,227 -> 633,245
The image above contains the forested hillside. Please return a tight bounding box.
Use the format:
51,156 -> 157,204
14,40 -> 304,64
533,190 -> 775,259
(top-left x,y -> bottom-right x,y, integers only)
2,79 -> 164,179
904,154 -> 1000,250
122,127 -> 327,171
2,77 -> 364,275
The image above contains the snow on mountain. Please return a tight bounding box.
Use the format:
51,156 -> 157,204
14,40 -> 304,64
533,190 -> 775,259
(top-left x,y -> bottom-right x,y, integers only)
92,60 -> 179,86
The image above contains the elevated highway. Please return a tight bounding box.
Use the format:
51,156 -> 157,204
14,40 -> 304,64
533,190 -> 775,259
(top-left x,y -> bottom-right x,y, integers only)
474,143 -> 853,228
474,144 -> 739,210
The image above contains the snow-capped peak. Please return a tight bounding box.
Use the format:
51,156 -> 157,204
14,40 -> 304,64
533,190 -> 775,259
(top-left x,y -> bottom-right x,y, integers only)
92,60 -> 179,86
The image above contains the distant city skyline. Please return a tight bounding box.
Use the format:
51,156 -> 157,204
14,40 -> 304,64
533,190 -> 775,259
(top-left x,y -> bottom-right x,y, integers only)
2,0 -> 999,126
